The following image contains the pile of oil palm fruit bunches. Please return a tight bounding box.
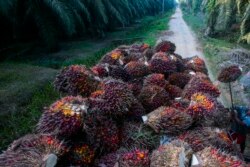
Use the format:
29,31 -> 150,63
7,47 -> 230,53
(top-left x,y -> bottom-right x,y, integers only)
0,40 -> 247,167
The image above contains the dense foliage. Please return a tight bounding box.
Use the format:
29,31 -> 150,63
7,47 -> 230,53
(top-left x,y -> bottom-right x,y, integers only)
180,0 -> 250,44
0,0 -> 176,47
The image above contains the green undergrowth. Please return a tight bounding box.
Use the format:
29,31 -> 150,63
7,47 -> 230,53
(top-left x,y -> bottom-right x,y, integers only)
0,84 -> 60,151
0,10 -> 174,151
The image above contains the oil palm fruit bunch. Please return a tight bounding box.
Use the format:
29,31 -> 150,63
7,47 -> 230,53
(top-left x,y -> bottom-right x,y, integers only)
109,65 -> 130,81
54,65 -> 99,96
127,79 -> 143,96
186,92 -> 216,120
143,73 -> 168,88
91,64 -> 109,78
150,140 -> 193,167
143,48 -> 155,61
218,65 -> 242,83
182,76 -> 220,99
154,40 -> 176,53
121,122 -> 160,150
170,98 -> 190,111
118,149 -> 150,167
169,53 -> 186,72
168,72 -> 191,89
144,107 -> 193,135
149,52 -> 177,75
84,112 -> 120,153
95,152 -> 120,167
99,49 -> 124,66
126,99 -> 146,120
138,85 -> 170,112
185,56 -> 208,74
37,96 -> 89,138
165,84 -> 183,99
90,79 -> 135,117
0,134 -> 65,167
124,61 -> 150,79
179,127 -> 238,154
68,144 -> 95,166
196,147 -> 246,167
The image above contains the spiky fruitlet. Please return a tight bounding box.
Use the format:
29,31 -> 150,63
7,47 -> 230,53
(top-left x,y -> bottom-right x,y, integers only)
149,52 -> 177,75
143,73 -> 168,88
68,144 -> 95,166
150,140 -> 193,167
122,122 -> 160,150
91,64 -> 109,78
185,56 -> 208,74
84,112 -> 120,153
179,127 -> 239,154
182,76 -> 220,99
54,65 -> 99,96
99,49 -> 124,65
37,96 -> 89,137
119,149 -> 150,167
170,98 -> 190,111
196,147 -> 246,167
0,134 -> 65,167
144,107 -> 193,135
154,40 -> 176,53
168,72 -> 191,89
218,65 -> 242,83
90,79 -> 135,117
124,61 -> 150,79
186,92 -> 216,120
165,84 -> 183,99
95,152 -> 120,167
138,85 -> 170,112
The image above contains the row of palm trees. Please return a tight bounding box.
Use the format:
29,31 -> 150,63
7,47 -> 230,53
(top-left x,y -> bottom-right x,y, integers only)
180,0 -> 250,44
0,0 -> 176,47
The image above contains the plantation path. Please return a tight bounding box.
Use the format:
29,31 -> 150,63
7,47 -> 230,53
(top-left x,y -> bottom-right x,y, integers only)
160,7 -> 204,58
158,7 -> 228,105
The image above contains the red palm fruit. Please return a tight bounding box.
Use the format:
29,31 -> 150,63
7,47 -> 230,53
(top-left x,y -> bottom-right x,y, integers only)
126,99 -> 146,120
91,64 -> 109,78
127,79 -> 143,96
185,56 -> 208,74
138,85 -> 170,112
124,61 -> 150,79
89,79 -> 135,117
196,147 -> 246,167
170,98 -> 190,111
0,134 -> 65,167
168,72 -> 191,89
95,152 -> 120,167
99,49 -> 124,66
144,107 -> 193,135
182,76 -> 220,99
68,144 -> 95,166
143,73 -> 168,88
36,96 -> 89,137
186,92 -> 217,120
169,53 -> 186,72
150,140 -> 193,167
149,52 -> 177,75
165,84 -> 183,99
84,112 -> 120,153
121,122 -> 160,150
218,65 -> 242,83
140,43 -> 150,52
178,127 -> 239,154
119,149 -> 150,167
54,65 -> 99,96
154,40 -> 176,53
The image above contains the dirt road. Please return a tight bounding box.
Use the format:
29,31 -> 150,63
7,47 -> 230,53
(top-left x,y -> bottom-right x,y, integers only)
158,7 -> 204,58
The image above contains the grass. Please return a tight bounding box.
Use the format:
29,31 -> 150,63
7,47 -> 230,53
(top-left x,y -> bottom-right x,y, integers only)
182,8 -> 250,107
0,10 -> 174,151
